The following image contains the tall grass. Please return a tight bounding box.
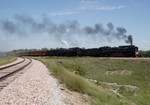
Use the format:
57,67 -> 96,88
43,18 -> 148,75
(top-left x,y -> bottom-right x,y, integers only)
44,57 -> 150,105
34,57 -> 134,105
0,56 -> 17,66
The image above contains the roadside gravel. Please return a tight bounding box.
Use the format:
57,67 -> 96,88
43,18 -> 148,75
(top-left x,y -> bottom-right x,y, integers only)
0,59 -> 65,105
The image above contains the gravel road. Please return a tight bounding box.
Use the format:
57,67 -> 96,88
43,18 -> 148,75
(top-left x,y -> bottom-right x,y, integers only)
0,59 -> 65,105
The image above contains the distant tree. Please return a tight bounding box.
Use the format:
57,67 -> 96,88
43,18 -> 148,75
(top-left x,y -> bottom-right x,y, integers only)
50,48 -> 55,50
139,50 -> 150,57
12,48 -> 39,53
56,47 -> 59,50
28,49 -> 38,51
12,50 -> 17,52
82,47 -> 85,49
41,48 -> 49,51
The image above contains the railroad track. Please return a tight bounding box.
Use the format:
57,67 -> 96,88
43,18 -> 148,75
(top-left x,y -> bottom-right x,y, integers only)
0,57 -> 32,91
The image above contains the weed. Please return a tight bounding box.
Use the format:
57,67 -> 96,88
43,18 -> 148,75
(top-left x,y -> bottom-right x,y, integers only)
0,56 -> 17,66
33,57 -> 139,105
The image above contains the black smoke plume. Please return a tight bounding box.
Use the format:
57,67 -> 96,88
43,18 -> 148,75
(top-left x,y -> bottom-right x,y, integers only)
84,23 -> 133,45
0,14 -> 133,46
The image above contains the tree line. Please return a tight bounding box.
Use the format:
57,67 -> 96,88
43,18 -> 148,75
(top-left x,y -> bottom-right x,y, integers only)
139,50 -> 150,57
12,48 -> 57,53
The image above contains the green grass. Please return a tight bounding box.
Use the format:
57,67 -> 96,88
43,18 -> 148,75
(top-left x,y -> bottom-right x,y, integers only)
33,57 -> 146,105
0,56 -> 17,66
57,57 -> 150,105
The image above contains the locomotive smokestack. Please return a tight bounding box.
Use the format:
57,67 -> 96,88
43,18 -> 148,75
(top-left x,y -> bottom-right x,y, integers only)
128,35 -> 133,46
125,35 -> 133,46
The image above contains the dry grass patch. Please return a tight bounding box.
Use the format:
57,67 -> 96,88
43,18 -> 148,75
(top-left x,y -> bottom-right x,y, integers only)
0,56 -> 17,66
105,70 -> 132,75
33,57 -> 134,105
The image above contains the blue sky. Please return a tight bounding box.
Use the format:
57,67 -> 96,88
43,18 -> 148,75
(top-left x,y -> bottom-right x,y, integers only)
0,0 -> 150,51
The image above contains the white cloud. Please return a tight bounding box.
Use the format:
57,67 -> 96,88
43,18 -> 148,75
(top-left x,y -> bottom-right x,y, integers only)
79,0 -> 125,10
80,0 -> 95,4
49,1 -> 126,17
95,6 -> 125,10
79,0 -> 98,10
50,11 -> 78,16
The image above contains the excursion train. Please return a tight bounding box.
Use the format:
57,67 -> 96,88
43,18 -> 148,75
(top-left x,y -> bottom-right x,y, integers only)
18,45 -> 138,57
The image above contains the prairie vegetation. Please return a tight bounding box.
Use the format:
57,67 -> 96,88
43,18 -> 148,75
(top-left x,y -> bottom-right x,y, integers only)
0,56 -> 17,66
139,50 -> 150,57
34,57 -> 150,105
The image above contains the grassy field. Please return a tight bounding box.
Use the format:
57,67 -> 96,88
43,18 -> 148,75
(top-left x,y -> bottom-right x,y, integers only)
0,56 -> 17,66
34,57 -> 150,105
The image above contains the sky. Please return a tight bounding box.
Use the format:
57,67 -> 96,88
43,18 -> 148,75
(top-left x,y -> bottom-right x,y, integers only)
0,0 -> 150,51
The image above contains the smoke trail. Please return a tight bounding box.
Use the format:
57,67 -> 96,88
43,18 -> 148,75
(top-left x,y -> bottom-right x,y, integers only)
84,23 -> 132,45
61,40 -> 69,47
126,35 -> 133,45
0,14 -> 133,50
1,20 -> 17,34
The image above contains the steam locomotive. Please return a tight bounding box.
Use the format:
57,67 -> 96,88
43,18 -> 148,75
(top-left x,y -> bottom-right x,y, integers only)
18,45 -> 138,57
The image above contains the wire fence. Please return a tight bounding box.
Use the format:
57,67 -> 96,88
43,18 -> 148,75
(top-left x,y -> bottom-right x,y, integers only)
0,52 -> 17,58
